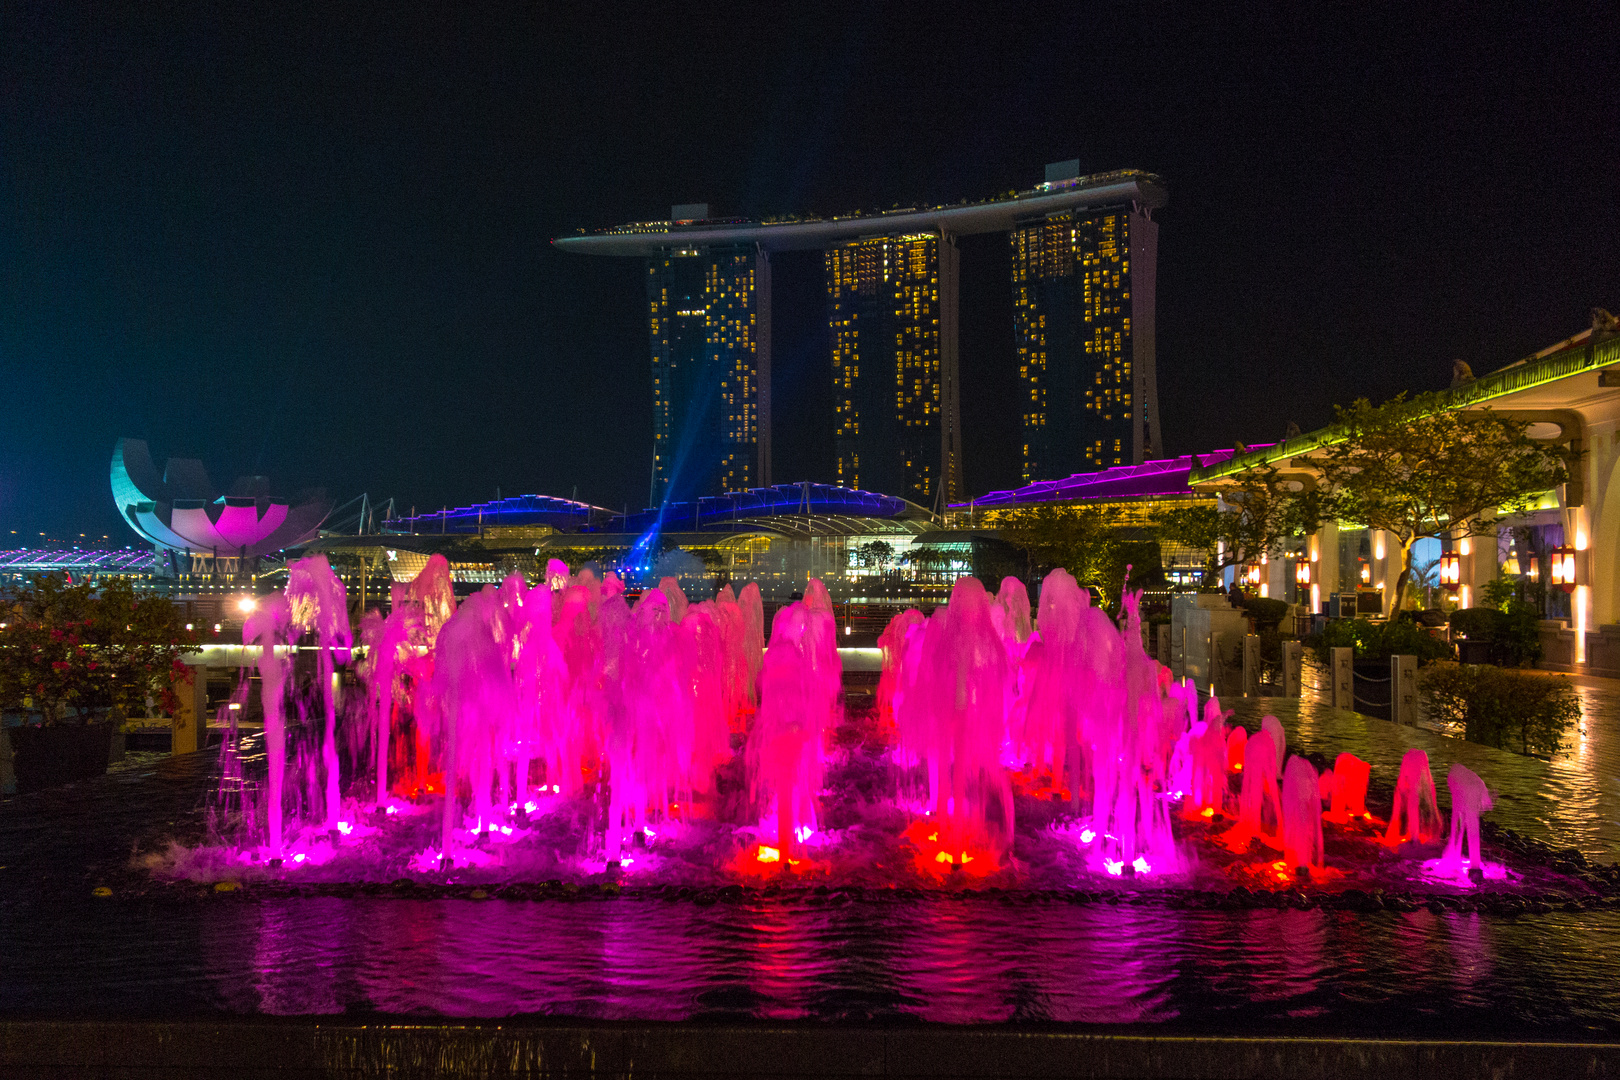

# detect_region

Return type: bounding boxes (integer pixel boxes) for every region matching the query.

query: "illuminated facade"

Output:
[827,234,947,506]
[647,243,770,504]
[556,167,1165,504]
[1011,203,1160,481]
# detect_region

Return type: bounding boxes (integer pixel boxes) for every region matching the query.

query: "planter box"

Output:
[0,723,114,796]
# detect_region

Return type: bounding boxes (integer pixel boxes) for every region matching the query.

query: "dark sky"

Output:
[3,3,1617,543]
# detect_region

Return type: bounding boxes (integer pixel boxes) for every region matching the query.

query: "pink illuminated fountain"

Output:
[1323,753,1372,824]
[286,555,351,829]
[1386,748,1443,846]
[749,597,837,862]
[1437,763,1494,876]
[243,595,293,855]
[892,576,1016,869]
[195,559,1540,900]
[1226,730,1282,851]
[1279,756,1324,874]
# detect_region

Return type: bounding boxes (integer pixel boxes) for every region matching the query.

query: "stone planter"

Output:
[0,722,115,796]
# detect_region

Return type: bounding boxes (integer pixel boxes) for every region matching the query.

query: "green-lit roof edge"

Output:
[1190,334,1620,484]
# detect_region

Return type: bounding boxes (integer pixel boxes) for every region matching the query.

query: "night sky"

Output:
[4,4,1617,544]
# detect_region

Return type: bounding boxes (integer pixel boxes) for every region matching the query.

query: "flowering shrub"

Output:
[0,576,199,723]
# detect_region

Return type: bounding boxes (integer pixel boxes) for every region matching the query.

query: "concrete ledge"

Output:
[3,1021,1619,1079]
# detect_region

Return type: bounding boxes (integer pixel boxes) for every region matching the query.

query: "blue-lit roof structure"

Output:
[383,494,611,535]
[597,483,923,535]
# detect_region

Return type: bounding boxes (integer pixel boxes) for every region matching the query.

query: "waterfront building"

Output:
[645,217,769,504]
[827,233,943,505]
[1011,162,1162,480]
[555,168,1165,505]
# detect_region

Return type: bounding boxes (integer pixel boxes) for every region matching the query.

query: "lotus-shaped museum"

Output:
[110,438,331,560]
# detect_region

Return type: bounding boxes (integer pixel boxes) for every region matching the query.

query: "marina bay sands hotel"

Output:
[554,163,1165,509]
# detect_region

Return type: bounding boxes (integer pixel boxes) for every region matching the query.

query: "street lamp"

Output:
[1295,557,1311,587]
[1439,552,1461,587]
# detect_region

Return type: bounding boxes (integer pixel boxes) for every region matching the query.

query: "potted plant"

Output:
[0,575,196,794]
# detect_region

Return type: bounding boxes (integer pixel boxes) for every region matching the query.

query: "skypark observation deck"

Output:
[550,170,1166,256]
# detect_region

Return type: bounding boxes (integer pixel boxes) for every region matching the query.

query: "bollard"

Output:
[1282,640,1303,697]
[1243,634,1261,697]
[1331,647,1354,710]
[1390,654,1418,725]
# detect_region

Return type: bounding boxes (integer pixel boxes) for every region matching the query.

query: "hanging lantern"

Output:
[1439,552,1461,587]
[1295,556,1311,586]
[1359,560,1371,586]
[1243,561,1262,587]
[1551,546,1577,593]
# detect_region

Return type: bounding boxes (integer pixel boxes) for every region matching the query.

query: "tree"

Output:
[0,575,198,722]
[993,505,1158,606]
[856,540,895,571]
[1157,467,1320,588]
[1311,393,1571,613]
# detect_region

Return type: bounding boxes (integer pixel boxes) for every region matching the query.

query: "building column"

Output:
[938,229,963,507]
[1315,521,1339,614]
[1265,550,1287,601]
[1460,524,1499,611]
[1372,529,1397,615]
[755,243,772,488]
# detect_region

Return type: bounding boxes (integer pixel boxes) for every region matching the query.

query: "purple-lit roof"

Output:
[955,449,1265,508]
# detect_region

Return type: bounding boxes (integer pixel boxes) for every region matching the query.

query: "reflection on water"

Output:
[1234,696,1620,859]
[9,894,1620,1033]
